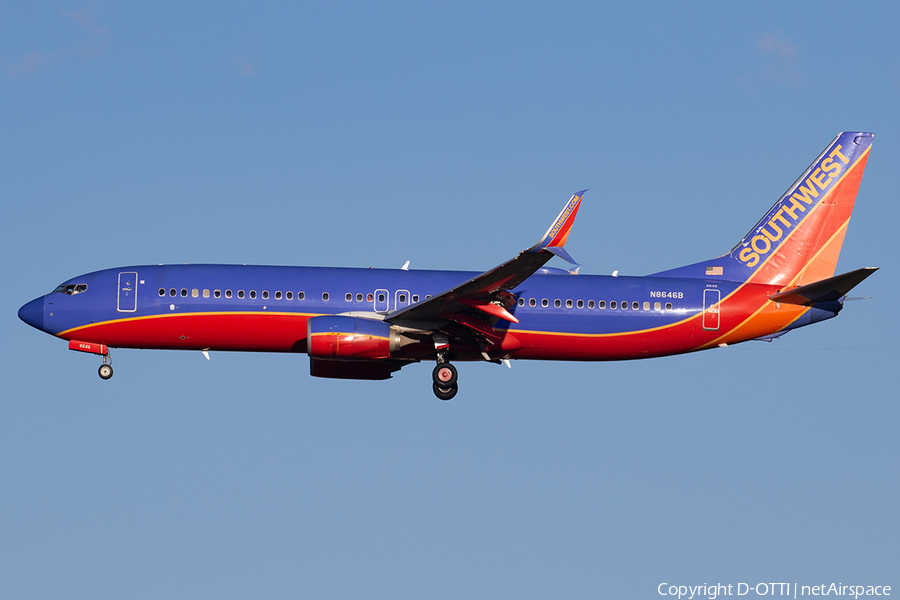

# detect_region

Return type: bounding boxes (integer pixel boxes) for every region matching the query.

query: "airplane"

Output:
[19,132,877,400]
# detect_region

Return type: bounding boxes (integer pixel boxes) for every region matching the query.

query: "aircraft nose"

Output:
[18,296,44,331]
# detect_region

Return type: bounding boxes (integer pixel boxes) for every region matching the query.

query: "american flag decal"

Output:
[706,266,723,276]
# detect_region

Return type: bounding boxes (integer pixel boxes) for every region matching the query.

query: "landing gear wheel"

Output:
[98,364,113,380]
[432,363,458,387]
[433,382,458,401]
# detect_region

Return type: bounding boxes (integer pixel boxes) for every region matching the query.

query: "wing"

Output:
[386,191,586,339]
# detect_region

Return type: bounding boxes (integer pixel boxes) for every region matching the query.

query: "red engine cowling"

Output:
[307,316,403,360]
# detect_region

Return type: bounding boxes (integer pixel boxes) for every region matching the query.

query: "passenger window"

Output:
[262,291,269,299]
[298,291,305,300]
[377,293,386,302]
[399,294,406,303]
[158,288,165,297]
[214,290,221,298]
[192,289,199,298]
[610,301,617,309]
[588,300,595,309]
[250,290,257,299]
[666,302,673,310]
[357,293,364,302]
[170,288,176,297]
[286,291,292,300]
[275,291,282,300]
[412,295,419,303]
[529,298,536,307]
[541,299,549,307]
[633,301,640,310]
[654,302,661,311]
[425,295,432,299]
[577,299,584,308]
[518,297,525,306]
[181,289,188,297]
[367,293,374,302]
[203,289,210,298]
[643,301,650,310]
[226,290,232,298]
[322,292,329,301]
[238,290,245,299]
[345,293,352,301]
[599,300,606,309]
[621,301,627,310]
[566,299,573,308]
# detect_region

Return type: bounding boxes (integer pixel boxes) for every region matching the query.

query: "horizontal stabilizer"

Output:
[769,267,878,306]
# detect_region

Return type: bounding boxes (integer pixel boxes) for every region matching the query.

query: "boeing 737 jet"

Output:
[19,132,877,399]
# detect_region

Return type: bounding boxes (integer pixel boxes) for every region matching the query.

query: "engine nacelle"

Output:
[307,315,404,360]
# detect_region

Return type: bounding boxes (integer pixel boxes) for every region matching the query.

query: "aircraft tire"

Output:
[98,364,113,380]
[433,363,458,387]
[433,383,457,401]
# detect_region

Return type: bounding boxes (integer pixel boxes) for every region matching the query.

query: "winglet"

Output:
[544,246,579,265]
[526,190,586,263]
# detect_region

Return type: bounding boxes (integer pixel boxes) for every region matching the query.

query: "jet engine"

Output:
[306,315,408,360]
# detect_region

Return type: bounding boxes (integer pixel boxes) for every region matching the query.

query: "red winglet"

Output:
[458,299,520,323]
[529,190,586,253]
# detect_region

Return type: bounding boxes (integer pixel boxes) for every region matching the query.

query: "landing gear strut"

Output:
[432,357,458,400]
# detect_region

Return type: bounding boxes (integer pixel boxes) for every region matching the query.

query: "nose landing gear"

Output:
[98,351,113,380]
[67,340,113,380]
[99,363,113,380]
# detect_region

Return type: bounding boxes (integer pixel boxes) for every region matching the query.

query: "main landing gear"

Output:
[432,360,458,401]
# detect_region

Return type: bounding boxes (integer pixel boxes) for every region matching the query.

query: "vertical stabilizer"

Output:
[652,132,873,287]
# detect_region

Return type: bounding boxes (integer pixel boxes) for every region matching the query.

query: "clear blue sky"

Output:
[2,2,898,598]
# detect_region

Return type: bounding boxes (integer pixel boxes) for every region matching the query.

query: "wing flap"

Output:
[440,311,502,344]
[459,299,520,323]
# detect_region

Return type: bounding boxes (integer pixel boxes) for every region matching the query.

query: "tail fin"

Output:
[653,132,873,286]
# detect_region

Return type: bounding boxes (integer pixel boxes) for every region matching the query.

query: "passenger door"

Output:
[702,288,720,331]
[117,271,138,312]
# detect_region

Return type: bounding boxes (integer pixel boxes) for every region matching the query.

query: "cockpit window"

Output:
[52,283,88,295]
